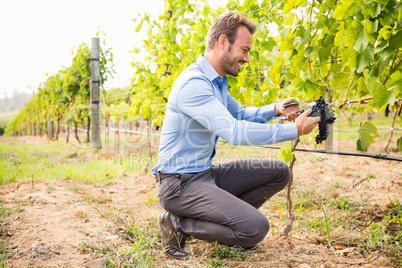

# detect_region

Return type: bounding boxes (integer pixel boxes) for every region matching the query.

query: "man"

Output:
[152,11,319,259]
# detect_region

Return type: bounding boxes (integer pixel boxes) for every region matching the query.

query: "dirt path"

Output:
[1,173,160,267]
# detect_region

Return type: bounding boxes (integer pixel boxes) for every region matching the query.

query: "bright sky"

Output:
[0,0,226,99]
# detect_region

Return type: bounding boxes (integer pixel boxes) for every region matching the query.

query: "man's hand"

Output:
[295,109,320,136]
[275,98,302,121]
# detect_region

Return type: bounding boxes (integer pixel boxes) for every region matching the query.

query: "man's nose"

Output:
[244,53,250,63]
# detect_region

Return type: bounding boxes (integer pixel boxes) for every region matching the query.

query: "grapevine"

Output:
[5,0,402,153]
[308,96,336,144]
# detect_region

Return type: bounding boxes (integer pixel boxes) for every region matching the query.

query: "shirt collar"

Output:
[197,54,225,82]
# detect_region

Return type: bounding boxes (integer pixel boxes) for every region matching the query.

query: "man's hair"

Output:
[206,11,257,51]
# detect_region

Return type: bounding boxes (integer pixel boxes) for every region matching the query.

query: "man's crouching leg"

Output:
[236,209,270,248]
[158,211,191,259]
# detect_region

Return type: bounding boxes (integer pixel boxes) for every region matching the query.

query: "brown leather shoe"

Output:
[158,212,190,259]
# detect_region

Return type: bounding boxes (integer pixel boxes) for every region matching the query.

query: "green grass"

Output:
[0,139,156,185]
[262,187,402,265]
[0,205,23,267]
[76,217,160,267]
[329,196,369,211]
[0,134,293,186]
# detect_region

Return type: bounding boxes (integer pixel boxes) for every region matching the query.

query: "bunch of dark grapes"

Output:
[308,96,336,144]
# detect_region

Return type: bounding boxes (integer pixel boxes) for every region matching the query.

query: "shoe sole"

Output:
[164,251,190,260]
[158,212,191,260]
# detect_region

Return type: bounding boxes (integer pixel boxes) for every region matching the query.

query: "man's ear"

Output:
[218,34,228,50]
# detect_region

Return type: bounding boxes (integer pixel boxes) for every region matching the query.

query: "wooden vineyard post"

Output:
[325,56,334,151]
[32,122,36,136]
[325,92,334,151]
[90,37,101,149]
[47,116,53,140]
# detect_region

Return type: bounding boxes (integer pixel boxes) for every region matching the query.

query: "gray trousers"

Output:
[156,159,291,247]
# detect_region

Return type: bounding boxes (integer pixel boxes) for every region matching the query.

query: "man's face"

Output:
[220,26,252,77]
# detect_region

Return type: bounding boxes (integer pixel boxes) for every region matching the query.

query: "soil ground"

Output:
[1,136,401,267]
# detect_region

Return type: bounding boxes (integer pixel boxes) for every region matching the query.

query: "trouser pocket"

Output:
[156,175,181,210]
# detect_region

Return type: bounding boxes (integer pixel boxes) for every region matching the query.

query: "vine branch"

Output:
[383,49,401,85]
[340,108,358,129]
[338,96,373,109]
[282,136,300,237]
[384,103,402,153]
[345,76,356,101]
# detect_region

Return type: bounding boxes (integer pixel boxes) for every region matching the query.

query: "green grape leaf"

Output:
[320,61,330,77]
[280,144,293,164]
[366,77,380,94]
[228,76,237,88]
[279,25,289,38]
[323,34,334,47]
[376,0,389,5]
[387,71,402,92]
[362,19,378,34]
[262,37,277,51]
[335,27,345,47]
[269,57,284,86]
[293,77,303,87]
[279,39,294,52]
[333,0,354,20]
[135,18,145,32]
[357,122,377,152]
[379,13,393,26]
[374,39,389,53]
[353,29,369,52]
[346,48,358,70]
[297,26,310,44]
[262,87,279,104]
[283,0,295,14]
[242,89,251,104]
[283,13,295,26]
[158,12,170,20]
[372,4,381,18]
[373,84,396,109]
[271,73,282,86]
[364,0,389,5]
[306,47,316,57]
[389,30,402,50]
[357,77,368,95]
[261,83,269,92]
[164,0,171,12]
[356,45,374,73]
[318,46,332,59]
[397,136,402,152]
[345,20,362,48]
[378,47,393,61]
[378,25,393,40]
[297,79,317,99]
[330,63,342,72]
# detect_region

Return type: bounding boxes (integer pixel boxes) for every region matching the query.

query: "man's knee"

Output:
[253,215,270,242]
[239,215,270,246]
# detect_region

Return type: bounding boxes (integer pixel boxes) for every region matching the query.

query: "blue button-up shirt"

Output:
[152,55,298,175]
